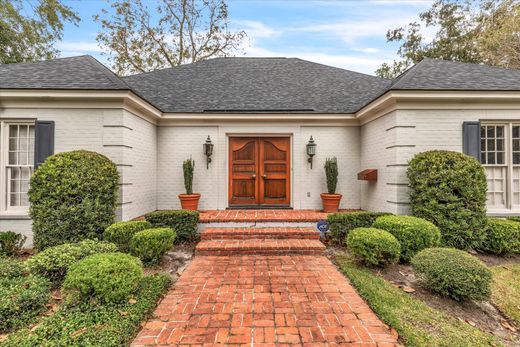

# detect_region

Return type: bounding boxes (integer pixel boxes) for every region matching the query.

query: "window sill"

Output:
[0,214,31,220]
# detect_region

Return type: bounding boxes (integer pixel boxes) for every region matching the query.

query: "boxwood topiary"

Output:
[62,252,143,305]
[373,215,441,262]
[130,228,176,265]
[328,211,392,244]
[145,210,198,243]
[480,219,520,255]
[346,227,401,267]
[104,221,152,252]
[27,239,117,284]
[407,150,487,250]
[412,248,491,301]
[29,150,120,250]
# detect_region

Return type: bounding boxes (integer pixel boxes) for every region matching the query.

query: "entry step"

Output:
[196,239,326,256]
[201,227,320,240]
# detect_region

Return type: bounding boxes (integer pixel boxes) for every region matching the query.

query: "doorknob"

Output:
[262,174,267,179]
[252,174,256,179]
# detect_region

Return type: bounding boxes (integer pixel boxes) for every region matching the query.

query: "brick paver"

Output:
[132,255,399,346]
[201,227,320,240]
[199,210,357,223]
[196,239,326,256]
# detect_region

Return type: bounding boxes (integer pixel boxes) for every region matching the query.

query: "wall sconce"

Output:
[203,135,213,169]
[306,136,317,169]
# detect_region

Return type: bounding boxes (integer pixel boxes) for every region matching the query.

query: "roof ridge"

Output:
[0,54,89,67]
[83,56,130,89]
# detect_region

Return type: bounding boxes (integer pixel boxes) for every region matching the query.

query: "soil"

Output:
[143,242,196,283]
[327,246,520,347]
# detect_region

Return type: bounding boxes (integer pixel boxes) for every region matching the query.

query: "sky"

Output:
[58,0,434,76]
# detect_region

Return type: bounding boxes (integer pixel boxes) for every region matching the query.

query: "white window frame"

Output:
[0,120,35,216]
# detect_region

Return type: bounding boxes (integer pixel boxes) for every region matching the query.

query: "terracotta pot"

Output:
[320,193,342,212]
[178,193,201,211]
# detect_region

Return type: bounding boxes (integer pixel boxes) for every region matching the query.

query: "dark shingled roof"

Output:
[0,55,129,90]
[122,57,392,113]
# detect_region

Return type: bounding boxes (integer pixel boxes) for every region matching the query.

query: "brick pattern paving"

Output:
[196,239,326,256]
[132,255,398,346]
[199,210,356,223]
[201,227,320,240]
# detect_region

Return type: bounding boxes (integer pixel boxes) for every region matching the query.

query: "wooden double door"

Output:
[229,137,291,207]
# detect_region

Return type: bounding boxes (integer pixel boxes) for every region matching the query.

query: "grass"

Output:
[1,273,171,347]
[491,264,520,325]
[336,255,501,347]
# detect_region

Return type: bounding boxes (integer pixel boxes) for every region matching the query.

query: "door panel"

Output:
[259,137,290,205]
[229,138,258,205]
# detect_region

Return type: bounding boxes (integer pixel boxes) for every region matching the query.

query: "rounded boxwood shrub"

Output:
[104,220,152,252]
[373,215,441,262]
[412,248,491,301]
[480,219,520,255]
[346,227,401,267]
[145,210,198,243]
[27,239,117,284]
[407,150,487,250]
[29,150,120,250]
[62,252,143,305]
[0,257,27,279]
[130,228,176,265]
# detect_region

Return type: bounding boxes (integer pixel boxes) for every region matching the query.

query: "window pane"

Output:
[487,126,495,138]
[9,125,17,138]
[488,152,496,164]
[498,152,505,164]
[514,152,520,165]
[498,139,505,151]
[497,126,504,138]
[514,126,520,138]
[487,139,495,151]
[481,126,486,138]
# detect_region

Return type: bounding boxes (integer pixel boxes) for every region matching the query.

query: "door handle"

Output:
[262,174,267,179]
[252,174,256,179]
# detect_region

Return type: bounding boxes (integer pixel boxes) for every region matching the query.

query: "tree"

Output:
[0,0,79,64]
[376,0,520,79]
[94,0,246,75]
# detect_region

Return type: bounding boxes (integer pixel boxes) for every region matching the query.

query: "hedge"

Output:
[407,150,487,250]
[104,221,152,253]
[29,150,120,250]
[130,228,176,265]
[328,211,392,244]
[145,210,199,243]
[346,227,401,267]
[480,219,520,255]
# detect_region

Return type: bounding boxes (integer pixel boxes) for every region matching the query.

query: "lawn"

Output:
[336,255,502,347]
[491,264,520,326]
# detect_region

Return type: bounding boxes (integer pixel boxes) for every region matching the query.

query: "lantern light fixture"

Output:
[306,136,317,169]
[203,135,214,169]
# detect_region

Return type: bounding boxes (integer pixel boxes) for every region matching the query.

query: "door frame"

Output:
[227,134,293,208]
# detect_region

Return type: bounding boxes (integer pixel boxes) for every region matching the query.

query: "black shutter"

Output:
[463,121,481,161]
[34,120,55,168]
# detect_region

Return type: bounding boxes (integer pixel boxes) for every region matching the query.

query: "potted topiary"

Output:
[321,157,342,212]
[178,158,200,210]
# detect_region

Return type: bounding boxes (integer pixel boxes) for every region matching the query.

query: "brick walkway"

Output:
[132,255,399,346]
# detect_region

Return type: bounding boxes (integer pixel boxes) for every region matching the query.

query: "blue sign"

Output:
[317,220,329,232]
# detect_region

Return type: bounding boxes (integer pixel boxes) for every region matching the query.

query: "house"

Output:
[1,55,520,245]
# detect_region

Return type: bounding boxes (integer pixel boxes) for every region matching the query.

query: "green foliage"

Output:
[480,219,520,255]
[63,252,143,305]
[0,230,26,256]
[324,157,338,194]
[346,228,401,267]
[0,257,27,279]
[145,210,199,243]
[29,150,120,250]
[183,158,195,195]
[407,150,487,250]
[130,228,176,265]
[1,274,171,347]
[328,211,392,244]
[491,264,520,326]
[27,240,117,284]
[104,220,152,253]
[373,215,441,262]
[0,0,79,64]
[412,248,492,301]
[0,274,50,332]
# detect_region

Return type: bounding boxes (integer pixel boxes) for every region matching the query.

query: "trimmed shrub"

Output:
[145,210,198,243]
[29,150,120,250]
[62,252,143,305]
[130,228,176,265]
[507,216,520,223]
[412,248,491,301]
[0,274,50,332]
[27,240,117,284]
[480,219,520,255]
[0,257,27,279]
[328,211,392,244]
[407,150,487,250]
[104,221,152,252]
[0,231,26,256]
[346,227,401,267]
[373,215,441,262]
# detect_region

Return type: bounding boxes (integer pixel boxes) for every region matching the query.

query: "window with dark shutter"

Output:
[34,120,55,169]
[463,121,481,161]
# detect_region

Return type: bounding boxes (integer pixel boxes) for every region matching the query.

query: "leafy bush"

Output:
[373,215,441,262]
[0,274,50,332]
[29,150,120,250]
[407,150,487,250]
[328,211,392,244]
[507,216,520,223]
[346,227,401,266]
[27,240,117,284]
[0,231,26,256]
[324,157,339,194]
[145,210,199,242]
[0,257,27,279]
[130,228,176,265]
[1,274,171,347]
[104,221,152,252]
[480,219,520,255]
[63,252,143,305]
[412,248,492,301]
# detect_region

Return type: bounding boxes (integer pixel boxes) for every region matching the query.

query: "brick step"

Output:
[200,227,320,240]
[196,239,326,256]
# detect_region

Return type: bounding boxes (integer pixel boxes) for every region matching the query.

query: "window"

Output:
[0,122,35,213]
